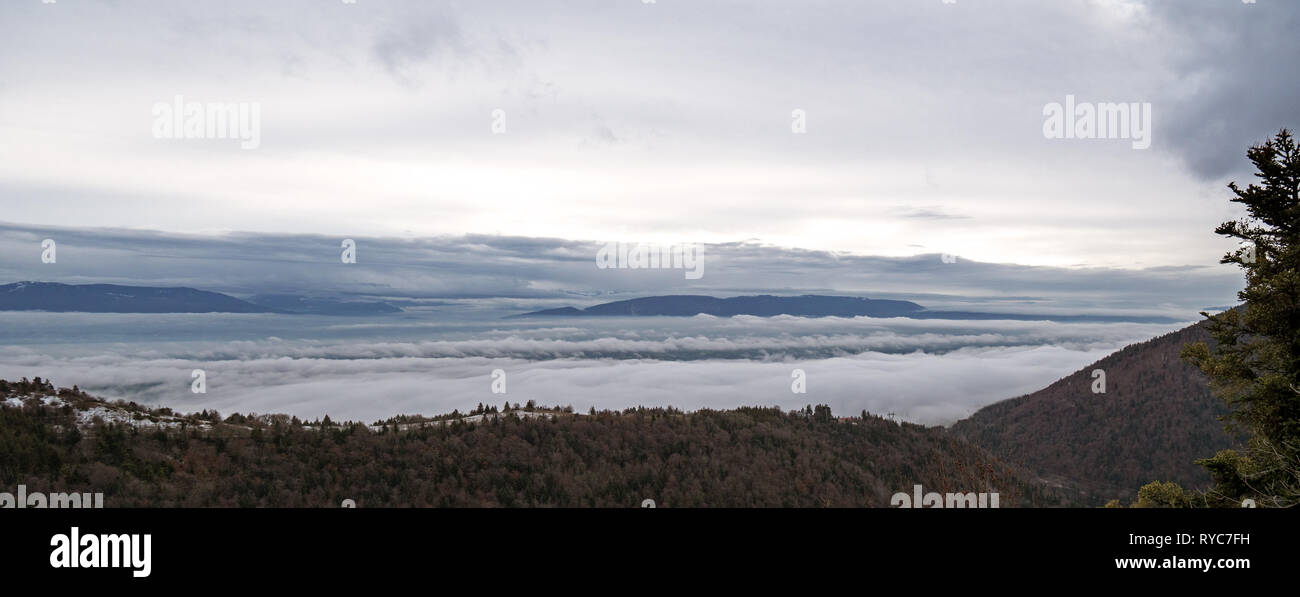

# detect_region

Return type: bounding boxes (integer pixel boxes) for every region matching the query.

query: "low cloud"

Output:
[0,312,1180,426]
[0,344,1120,428]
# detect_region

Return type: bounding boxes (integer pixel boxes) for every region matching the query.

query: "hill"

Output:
[0,281,274,313]
[0,378,1055,507]
[513,294,1179,323]
[517,294,923,318]
[0,282,402,315]
[949,320,1239,504]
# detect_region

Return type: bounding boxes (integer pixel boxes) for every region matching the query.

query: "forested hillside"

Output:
[950,321,1239,504]
[1,379,1055,507]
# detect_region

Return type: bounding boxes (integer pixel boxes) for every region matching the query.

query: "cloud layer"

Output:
[0,311,1184,425]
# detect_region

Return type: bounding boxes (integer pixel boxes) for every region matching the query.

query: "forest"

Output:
[0,377,1057,508]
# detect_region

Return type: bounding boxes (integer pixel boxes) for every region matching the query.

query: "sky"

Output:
[2,0,1297,272]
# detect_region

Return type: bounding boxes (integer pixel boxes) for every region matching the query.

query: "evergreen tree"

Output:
[813,405,833,423]
[1182,128,1300,508]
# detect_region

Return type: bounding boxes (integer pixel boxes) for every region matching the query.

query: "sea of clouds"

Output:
[0,311,1190,426]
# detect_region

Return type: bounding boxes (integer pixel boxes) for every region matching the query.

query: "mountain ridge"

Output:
[0,282,401,315]
[949,319,1239,504]
[513,293,1181,323]
[0,281,275,314]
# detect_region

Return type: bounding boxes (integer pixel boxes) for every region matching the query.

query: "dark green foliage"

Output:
[1183,129,1300,508]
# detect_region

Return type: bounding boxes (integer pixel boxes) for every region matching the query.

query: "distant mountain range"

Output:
[514,294,1181,323]
[0,282,400,315]
[3,283,1183,323]
[949,320,1238,504]
[516,294,925,318]
[0,281,274,313]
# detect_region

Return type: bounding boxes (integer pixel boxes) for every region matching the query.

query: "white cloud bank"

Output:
[0,313,1181,426]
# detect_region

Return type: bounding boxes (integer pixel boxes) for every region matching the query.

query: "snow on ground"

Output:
[73,405,189,429]
[3,391,564,432]
[1,394,203,429]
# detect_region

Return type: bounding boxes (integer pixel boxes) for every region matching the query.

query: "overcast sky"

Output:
[2,0,1296,270]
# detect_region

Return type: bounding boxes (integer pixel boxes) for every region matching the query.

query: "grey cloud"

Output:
[1148,0,1300,180]
[0,1,1283,281]
[372,12,468,77]
[894,206,972,220]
